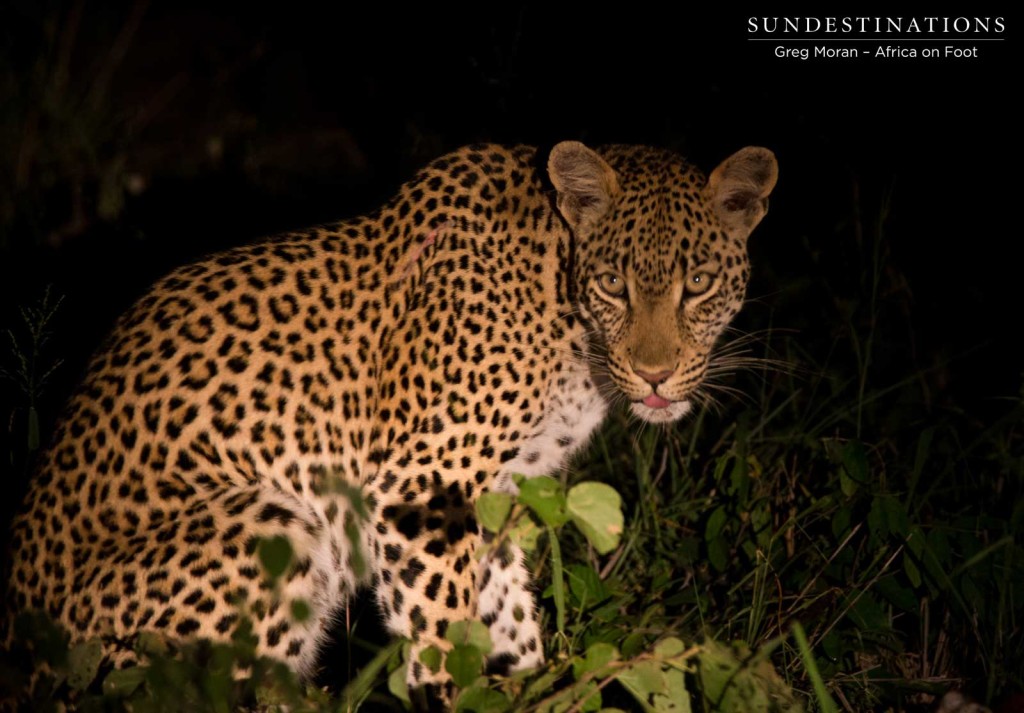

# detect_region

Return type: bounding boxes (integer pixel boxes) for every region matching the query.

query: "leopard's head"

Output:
[549,141,778,423]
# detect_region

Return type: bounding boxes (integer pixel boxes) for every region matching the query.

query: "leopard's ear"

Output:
[708,147,778,240]
[548,141,618,229]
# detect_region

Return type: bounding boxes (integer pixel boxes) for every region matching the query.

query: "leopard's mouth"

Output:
[629,397,692,423]
[640,393,672,409]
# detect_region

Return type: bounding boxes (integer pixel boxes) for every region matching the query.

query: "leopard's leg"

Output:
[369,481,482,712]
[200,486,355,678]
[479,538,544,675]
[97,486,348,678]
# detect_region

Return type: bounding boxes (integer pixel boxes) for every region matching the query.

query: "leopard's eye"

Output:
[597,273,627,298]
[686,271,713,296]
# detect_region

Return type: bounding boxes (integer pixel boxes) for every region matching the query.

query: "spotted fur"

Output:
[5,141,776,707]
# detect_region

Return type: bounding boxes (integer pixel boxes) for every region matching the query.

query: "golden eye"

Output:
[686,271,712,295]
[597,273,627,298]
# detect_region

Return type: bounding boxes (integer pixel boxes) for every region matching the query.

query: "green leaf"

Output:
[618,660,667,703]
[831,507,852,539]
[906,525,925,558]
[14,611,69,667]
[419,645,443,674]
[881,499,899,537]
[712,454,732,484]
[881,495,909,538]
[67,639,103,691]
[821,630,842,661]
[728,455,750,498]
[903,550,922,588]
[199,660,232,711]
[446,620,493,655]
[927,528,951,563]
[567,482,624,554]
[876,575,918,612]
[387,639,411,700]
[838,469,857,497]
[207,641,235,676]
[135,631,170,658]
[456,680,512,712]
[675,536,700,567]
[622,632,647,658]
[258,535,293,580]
[846,591,888,631]
[335,479,371,520]
[103,666,147,698]
[750,499,771,549]
[577,682,603,712]
[518,668,564,705]
[231,617,258,653]
[518,476,570,527]
[568,564,610,607]
[841,440,869,482]
[867,497,886,541]
[477,492,514,533]
[388,663,411,704]
[573,680,602,713]
[654,637,686,658]
[704,506,727,541]
[573,642,620,679]
[290,598,311,622]
[344,512,367,578]
[707,537,728,573]
[445,644,484,688]
[699,639,803,713]
[658,663,692,713]
[510,514,541,552]
[618,655,692,713]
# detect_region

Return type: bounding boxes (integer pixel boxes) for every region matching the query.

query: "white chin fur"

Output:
[629,399,692,423]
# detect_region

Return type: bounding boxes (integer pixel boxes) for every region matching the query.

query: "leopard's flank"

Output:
[5,141,777,707]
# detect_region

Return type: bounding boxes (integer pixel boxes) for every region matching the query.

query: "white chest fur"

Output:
[497,363,608,490]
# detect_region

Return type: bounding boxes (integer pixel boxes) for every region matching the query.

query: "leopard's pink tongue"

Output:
[643,394,672,409]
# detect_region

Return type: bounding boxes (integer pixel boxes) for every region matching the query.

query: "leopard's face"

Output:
[549,142,778,423]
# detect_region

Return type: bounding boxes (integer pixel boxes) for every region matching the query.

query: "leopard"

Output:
[4,140,777,708]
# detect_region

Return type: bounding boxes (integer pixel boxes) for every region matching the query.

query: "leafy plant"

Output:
[1,286,63,467]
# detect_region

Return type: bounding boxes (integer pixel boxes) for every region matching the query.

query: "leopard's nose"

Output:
[632,367,674,387]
